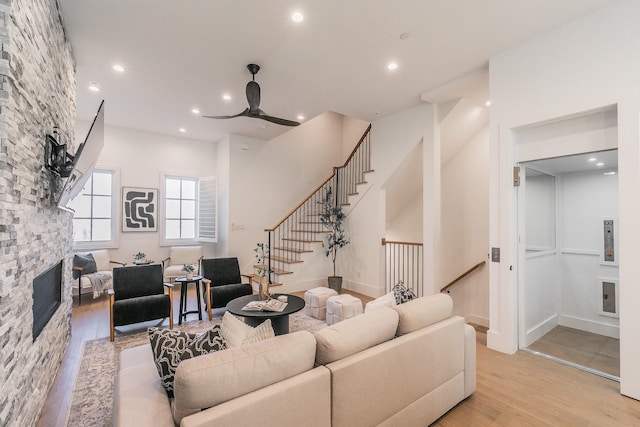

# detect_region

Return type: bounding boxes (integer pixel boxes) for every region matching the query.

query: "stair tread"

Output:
[273,246,313,254]
[247,274,283,287]
[283,237,322,243]
[270,255,303,264]
[253,264,293,275]
[291,229,325,233]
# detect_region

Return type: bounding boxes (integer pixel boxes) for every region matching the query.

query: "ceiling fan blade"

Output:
[202,108,249,119]
[257,112,300,127]
[246,81,261,112]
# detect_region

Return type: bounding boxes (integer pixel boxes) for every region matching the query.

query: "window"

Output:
[164,176,197,240]
[162,174,217,244]
[68,169,117,247]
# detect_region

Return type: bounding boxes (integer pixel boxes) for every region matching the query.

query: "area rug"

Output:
[66,312,327,426]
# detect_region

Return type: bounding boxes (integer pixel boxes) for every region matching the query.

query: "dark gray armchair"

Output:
[109,263,173,341]
[201,257,252,320]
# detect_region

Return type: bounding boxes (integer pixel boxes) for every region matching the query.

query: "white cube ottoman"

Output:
[326,294,363,325]
[303,287,339,320]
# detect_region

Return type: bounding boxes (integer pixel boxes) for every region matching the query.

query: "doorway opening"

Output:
[518,149,619,380]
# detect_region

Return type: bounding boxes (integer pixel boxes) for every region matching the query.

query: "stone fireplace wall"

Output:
[0,0,76,425]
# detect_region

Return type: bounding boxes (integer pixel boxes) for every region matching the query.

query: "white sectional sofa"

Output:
[114,293,476,427]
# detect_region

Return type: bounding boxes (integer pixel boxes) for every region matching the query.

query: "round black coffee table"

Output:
[226,294,305,335]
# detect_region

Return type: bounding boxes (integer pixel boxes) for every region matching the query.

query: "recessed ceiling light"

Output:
[112,64,124,72]
[387,62,398,70]
[297,115,305,121]
[604,171,617,176]
[373,111,381,115]
[485,100,491,107]
[191,108,200,115]
[223,94,231,101]
[88,81,100,92]
[178,128,186,133]
[259,124,268,129]
[292,12,304,22]
[399,32,410,40]
[588,157,597,162]
[596,162,605,167]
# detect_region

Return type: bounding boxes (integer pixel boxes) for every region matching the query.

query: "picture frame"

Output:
[122,187,158,232]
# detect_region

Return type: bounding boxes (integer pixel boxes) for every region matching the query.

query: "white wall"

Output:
[385,194,422,242]
[85,123,219,263]
[341,115,370,160]
[558,171,619,337]
[226,112,345,275]
[441,125,489,325]
[344,104,435,297]
[489,0,640,398]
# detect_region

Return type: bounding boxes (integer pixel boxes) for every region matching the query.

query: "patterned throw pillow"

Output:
[148,325,226,397]
[220,311,275,348]
[392,281,417,305]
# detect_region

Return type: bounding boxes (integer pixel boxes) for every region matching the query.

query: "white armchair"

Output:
[162,246,203,283]
[72,249,126,305]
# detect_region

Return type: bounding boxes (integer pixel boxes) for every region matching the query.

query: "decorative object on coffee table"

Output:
[132,251,149,264]
[318,186,350,293]
[226,293,305,335]
[182,263,195,280]
[254,242,273,300]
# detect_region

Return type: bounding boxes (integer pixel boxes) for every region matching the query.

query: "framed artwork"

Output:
[122,187,158,232]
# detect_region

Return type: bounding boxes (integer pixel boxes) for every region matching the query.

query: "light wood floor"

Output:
[36,291,640,426]
[527,325,620,377]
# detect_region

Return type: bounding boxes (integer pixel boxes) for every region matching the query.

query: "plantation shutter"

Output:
[198,176,217,242]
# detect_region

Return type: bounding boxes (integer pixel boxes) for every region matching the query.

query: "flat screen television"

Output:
[57,100,105,210]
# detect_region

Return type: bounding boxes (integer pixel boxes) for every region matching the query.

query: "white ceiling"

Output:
[58,0,616,143]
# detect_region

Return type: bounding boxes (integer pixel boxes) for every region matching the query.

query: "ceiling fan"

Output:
[203,64,300,127]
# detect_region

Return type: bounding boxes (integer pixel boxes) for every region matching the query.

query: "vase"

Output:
[258,276,269,300]
[186,272,193,280]
[328,276,342,293]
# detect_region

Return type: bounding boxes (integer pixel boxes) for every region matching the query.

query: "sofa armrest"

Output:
[464,323,476,398]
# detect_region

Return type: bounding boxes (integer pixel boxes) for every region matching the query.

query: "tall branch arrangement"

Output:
[318,187,350,276]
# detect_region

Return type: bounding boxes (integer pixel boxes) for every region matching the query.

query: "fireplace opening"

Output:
[32,260,62,341]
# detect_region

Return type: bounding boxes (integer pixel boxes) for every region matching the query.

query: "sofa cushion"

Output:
[314,306,399,365]
[148,326,226,397]
[172,330,317,425]
[169,246,202,265]
[73,253,96,279]
[364,291,397,313]
[393,293,453,336]
[392,281,417,304]
[220,311,275,347]
[91,249,111,272]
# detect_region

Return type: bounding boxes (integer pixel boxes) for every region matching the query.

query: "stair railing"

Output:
[263,125,372,283]
[382,238,424,297]
[440,260,486,293]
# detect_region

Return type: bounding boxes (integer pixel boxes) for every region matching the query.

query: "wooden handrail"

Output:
[265,125,371,232]
[342,124,372,167]
[440,260,486,293]
[381,238,423,247]
[265,174,334,232]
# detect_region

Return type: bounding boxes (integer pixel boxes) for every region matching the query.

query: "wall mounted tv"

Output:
[57,100,105,210]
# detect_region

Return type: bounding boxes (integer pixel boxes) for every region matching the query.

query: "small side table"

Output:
[175,275,203,325]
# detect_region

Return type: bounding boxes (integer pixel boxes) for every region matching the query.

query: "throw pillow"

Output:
[392,281,417,305]
[220,311,275,348]
[72,253,97,279]
[149,325,226,398]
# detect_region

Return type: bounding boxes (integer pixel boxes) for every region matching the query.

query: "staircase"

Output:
[253,125,373,290]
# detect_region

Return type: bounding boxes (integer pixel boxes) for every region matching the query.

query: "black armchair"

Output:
[201,257,252,320]
[109,264,173,341]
